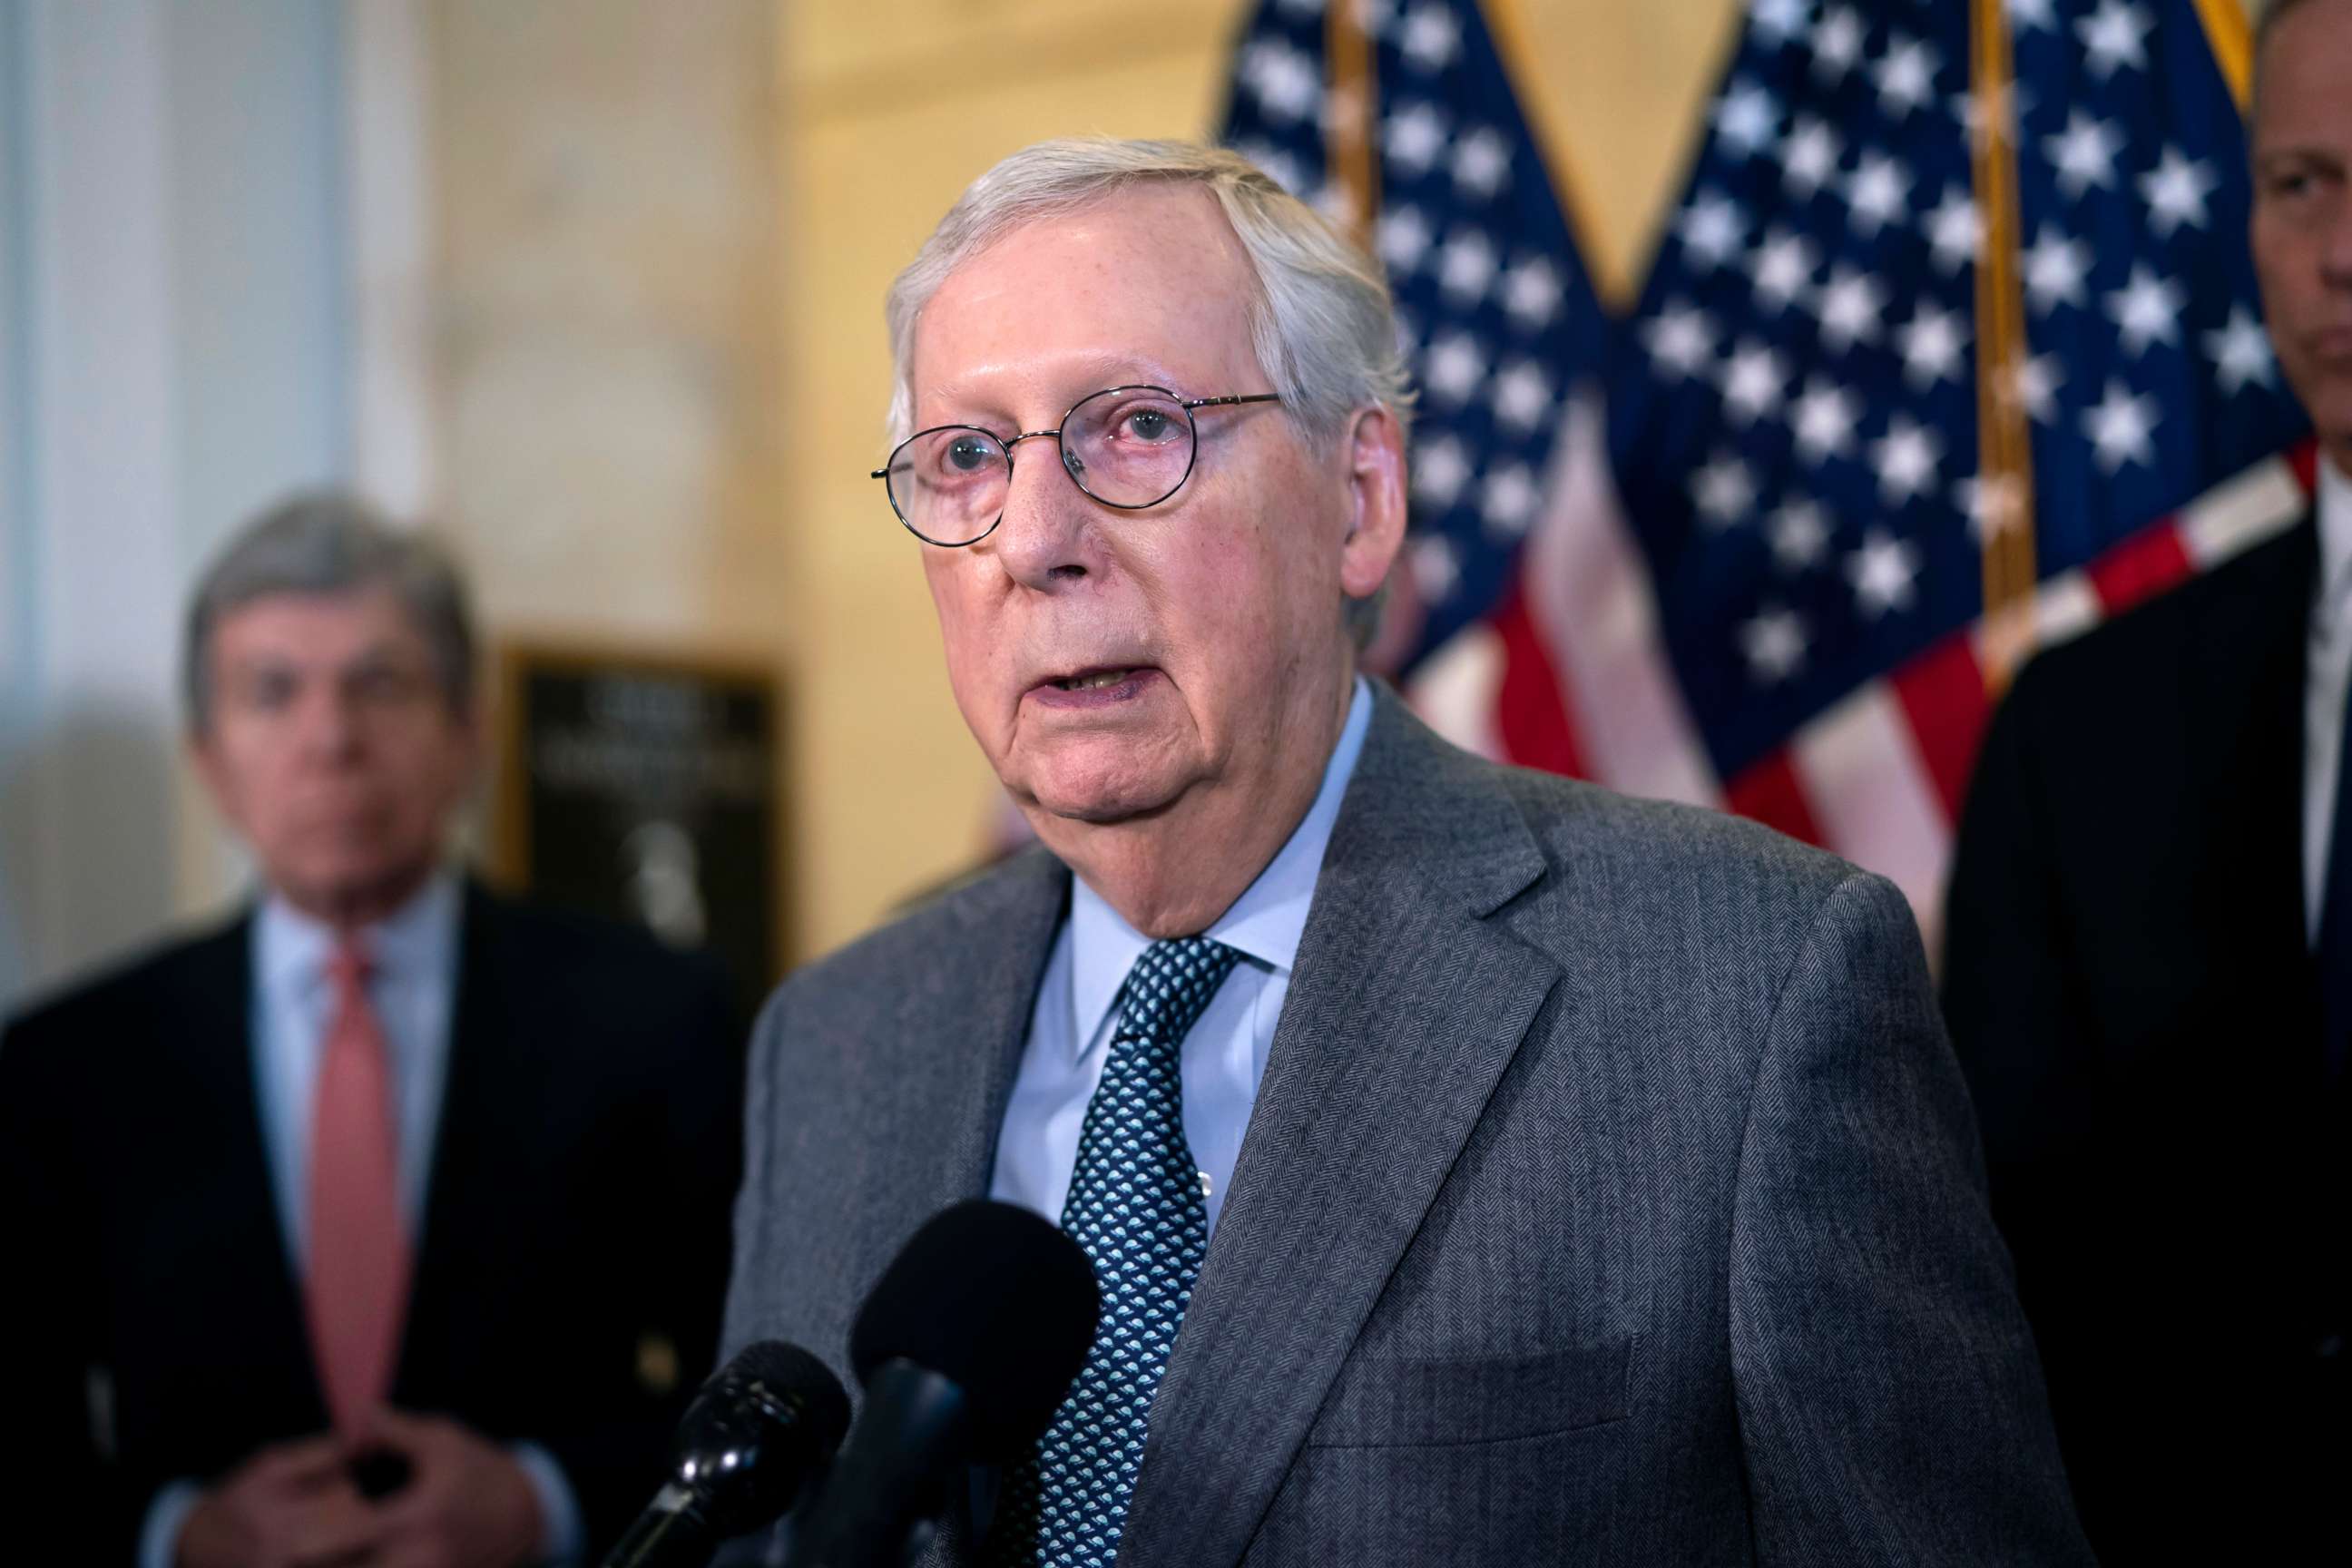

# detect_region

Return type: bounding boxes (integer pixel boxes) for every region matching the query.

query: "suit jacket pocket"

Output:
[1303,1335,1635,1449]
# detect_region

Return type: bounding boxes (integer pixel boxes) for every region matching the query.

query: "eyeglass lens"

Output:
[884,387,1199,546]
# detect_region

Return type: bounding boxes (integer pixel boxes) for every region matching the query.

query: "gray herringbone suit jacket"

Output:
[723,686,2091,1566]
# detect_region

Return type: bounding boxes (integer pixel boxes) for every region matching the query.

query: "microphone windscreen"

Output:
[673,1339,853,1535]
[848,1200,1101,1461]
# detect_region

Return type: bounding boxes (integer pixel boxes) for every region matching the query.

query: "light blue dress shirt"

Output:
[139,873,583,1568]
[990,678,1373,1236]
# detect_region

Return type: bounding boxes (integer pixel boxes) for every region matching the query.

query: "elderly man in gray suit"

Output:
[725,139,2091,1567]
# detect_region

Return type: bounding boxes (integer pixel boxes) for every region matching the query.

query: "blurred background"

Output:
[0,0,2294,1008]
[0,0,1742,1005]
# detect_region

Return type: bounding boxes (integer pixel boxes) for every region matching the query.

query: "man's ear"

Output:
[1338,404,1408,600]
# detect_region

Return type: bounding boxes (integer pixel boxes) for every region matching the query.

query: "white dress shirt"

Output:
[140,873,582,1568]
[2303,456,2352,946]
[991,678,1374,1236]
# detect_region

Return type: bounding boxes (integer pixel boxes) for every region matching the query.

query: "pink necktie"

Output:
[305,940,413,1436]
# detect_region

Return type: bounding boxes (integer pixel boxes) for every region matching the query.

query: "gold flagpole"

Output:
[1326,0,1379,248]
[1970,0,2038,693]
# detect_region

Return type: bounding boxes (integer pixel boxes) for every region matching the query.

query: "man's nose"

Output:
[987,435,1096,590]
[2326,195,2352,283]
[295,686,365,757]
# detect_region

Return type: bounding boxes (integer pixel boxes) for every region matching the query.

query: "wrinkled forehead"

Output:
[909,186,1266,407]
[211,585,431,661]
[2255,0,2352,150]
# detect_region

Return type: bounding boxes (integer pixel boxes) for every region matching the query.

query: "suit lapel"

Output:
[397,881,518,1400]
[1118,691,1562,1568]
[170,915,330,1426]
[2186,515,2318,1049]
[929,850,1073,1206]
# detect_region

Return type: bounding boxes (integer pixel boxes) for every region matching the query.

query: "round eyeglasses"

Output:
[870,386,1284,547]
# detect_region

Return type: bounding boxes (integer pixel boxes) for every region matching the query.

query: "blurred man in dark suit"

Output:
[0,494,743,1566]
[1943,0,2352,1555]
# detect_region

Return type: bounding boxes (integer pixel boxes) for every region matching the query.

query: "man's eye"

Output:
[240,674,298,710]
[945,436,999,473]
[1112,405,1187,445]
[353,668,421,703]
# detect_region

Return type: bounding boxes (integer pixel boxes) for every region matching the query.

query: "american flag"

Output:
[1221,0,2314,946]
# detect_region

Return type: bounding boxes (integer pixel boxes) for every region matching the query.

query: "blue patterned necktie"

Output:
[986,936,1242,1568]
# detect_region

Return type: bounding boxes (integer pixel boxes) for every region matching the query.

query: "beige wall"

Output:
[779,0,1742,962]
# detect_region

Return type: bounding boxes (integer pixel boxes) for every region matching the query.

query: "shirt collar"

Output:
[2320,454,2352,610]
[257,869,462,1000]
[1064,678,1375,1059]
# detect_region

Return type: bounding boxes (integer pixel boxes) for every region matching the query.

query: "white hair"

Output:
[884,138,1416,451]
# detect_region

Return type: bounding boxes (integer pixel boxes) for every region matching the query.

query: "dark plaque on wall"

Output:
[495,645,782,1023]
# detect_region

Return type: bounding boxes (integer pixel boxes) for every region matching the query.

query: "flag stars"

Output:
[1399,4,1462,72]
[1678,191,1749,270]
[1713,81,1781,160]
[1384,102,1449,175]
[2205,306,2278,395]
[1422,330,1488,404]
[1492,360,1555,432]
[2106,263,2187,356]
[2084,379,2160,470]
[1792,377,1861,462]
[2078,0,2152,80]
[1693,452,1758,528]
[1872,35,1941,119]
[1452,128,1513,199]
[1782,117,1846,201]
[1410,533,1462,602]
[1926,191,1984,275]
[2141,147,2218,238]
[1377,205,1434,274]
[1437,230,1499,302]
[1411,435,1471,506]
[1812,5,1867,82]
[1751,229,1822,313]
[1769,497,1833,571]
[2009,0,2058,33]
[2046,113,2124,201]
[2024,226,2092,313]
[1872,416,1945,505]
[1847,152,1915,239]
[1481,465,1543,537]
[1643,301,1719,381]
[1240,41,1319,122]
[1961,474,2031,543]
[1502,256,1565,328]
[2009,353,2065,424]
[1898,305,1970,388]
[1818,267,1886,353]
[1847,531,1923,618]
[1741,606,1811,683]
[1720,339,1789,425]
[1752,0,1812,48]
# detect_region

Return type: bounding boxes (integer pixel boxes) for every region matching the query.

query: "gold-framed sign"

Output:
[493,642,784,1022]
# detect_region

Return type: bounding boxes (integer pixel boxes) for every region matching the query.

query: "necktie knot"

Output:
[328,938,375,997]
[1120,936,1241,1051]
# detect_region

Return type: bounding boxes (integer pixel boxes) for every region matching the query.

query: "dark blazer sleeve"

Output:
[1940,662,2082,1195]
[0,1018,132,1561]
[1728,871,2089,1565]
[550,948,745,1552]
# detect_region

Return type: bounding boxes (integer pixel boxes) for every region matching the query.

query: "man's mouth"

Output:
[1053,668,1138,692]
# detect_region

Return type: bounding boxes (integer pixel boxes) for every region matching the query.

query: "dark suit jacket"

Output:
[1944,516,2349,1560]
[724,687,2090,1566]
[0,879,745,1563]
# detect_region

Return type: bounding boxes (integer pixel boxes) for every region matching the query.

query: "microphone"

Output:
[786,1200,1101,1568]
[602,1339,853,1568]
